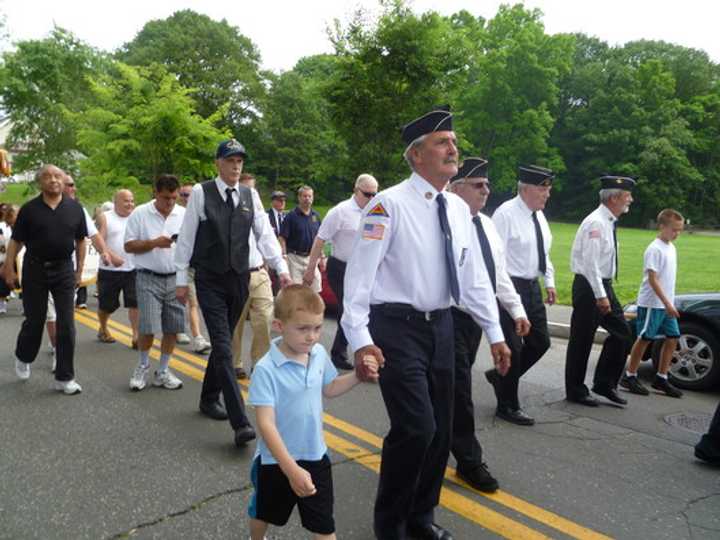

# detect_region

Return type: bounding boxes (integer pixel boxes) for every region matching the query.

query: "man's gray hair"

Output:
[355,173,378,189]
[403,134,428,171]
[600,188,624,203]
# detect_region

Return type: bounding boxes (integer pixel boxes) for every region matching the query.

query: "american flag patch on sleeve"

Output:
[362,223,385,240]
[588,229,601,239]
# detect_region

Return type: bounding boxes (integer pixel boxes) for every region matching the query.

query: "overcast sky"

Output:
[2,0,718,72]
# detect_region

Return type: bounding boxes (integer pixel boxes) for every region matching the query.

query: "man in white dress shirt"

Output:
[302,173,379,371]
[124,175,186,393]
[342,107,511,540]
[175,139,291,448]
[448,158,530,493]
[565,176,635,407]
[490,165,556,425]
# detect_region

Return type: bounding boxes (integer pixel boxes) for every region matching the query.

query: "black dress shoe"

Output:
[332,357,354,371]
[592,386,628,405]
[234,425,256,447]
[407,522,454,540]
[199,400,228,420]
[457,462,499,493]
[484,368,499,388]
[496,406,535,426]
[566,394,599,407]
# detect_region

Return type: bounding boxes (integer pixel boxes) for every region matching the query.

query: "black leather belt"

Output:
[371,303,447,322]
[287,249,310,257]
[26,254,71,269]
[137,268,176,278]
[249,266,263,272]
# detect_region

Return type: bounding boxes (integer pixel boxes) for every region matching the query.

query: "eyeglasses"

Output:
[65,183,75,187]
[463,181,489,190]
[179,192,191,198]
[360,190,377,198]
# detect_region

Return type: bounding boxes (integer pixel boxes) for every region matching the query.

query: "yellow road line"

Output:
[75,310,610,539]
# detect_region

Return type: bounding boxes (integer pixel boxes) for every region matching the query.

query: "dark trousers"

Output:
[16,257,76,381]
[326,256,348,362]
[495,277,550,409]
[565,274,633,398]
[369,305,454,540]
[697,402,720,457]
[450,308,484,471]
[195,268,251,430]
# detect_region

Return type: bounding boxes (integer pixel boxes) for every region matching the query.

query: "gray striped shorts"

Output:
[136,269,186,335]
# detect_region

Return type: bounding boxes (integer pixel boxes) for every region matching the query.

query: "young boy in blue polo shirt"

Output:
[621,209,685,398]
[248,284,379,540]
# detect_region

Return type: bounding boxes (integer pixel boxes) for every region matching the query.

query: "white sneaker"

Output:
[152,369,183,390]
[51,352,56,373]
[0,300,7,314]
[129,365,150,391]
[176,333,191,344]
[47,343,55,355]
[15,358,30,380]
[192,335,212,354]
[53,379,82,395]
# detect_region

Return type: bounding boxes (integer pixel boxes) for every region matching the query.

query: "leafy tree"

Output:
[117,9,265,131]
[0,28,110,172]
[72,62,229,201]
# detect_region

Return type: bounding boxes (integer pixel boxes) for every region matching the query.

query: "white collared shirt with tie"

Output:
[341,172,503,353]
[570,204,618,299]
[174,177,288,286]
[492,195,555,288]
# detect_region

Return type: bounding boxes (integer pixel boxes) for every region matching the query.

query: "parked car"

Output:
[624,292,720,390]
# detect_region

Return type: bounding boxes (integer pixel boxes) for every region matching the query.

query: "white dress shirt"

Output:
[461,212,526,321]
[492,195,555,288]
[124,200,185,274]
[570,204,618,299]
[174,177,287,286]
[316,196,363,262]
[341,172,503,353]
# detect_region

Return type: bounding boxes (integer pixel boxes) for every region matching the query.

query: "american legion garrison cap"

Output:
[451,157,489,182]
[600,175,636,191]
[401,105,453,146]
[216,138,248,160]
[518,165,554,186]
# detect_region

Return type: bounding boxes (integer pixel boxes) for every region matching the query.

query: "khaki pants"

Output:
[232,268,274,371]
[287,252,321,293]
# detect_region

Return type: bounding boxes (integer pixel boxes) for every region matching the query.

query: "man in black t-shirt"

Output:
[3,164,88,395]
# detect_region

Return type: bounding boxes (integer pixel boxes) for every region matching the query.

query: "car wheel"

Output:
[651,321,720,390]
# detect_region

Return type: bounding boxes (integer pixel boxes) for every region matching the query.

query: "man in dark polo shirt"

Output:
[3,164,87,395]
[279,185,322,292]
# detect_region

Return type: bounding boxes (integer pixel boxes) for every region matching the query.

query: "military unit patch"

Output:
[362,223,385,240]
[367,203,389,217]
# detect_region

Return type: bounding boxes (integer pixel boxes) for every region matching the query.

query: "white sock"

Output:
[626,370,637,378]
[158,353,171,373]
[138,350,150,369]
[656,372,668,380]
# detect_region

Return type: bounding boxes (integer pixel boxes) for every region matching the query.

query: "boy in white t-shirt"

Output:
[621,209,685,398]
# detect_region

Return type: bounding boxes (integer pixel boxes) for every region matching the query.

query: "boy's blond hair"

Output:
[274,284,325,322]
[657,208,684,227]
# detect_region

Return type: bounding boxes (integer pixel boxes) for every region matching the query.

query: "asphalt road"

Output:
[1,293,719,540]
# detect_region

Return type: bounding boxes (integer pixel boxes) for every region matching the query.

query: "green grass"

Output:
[549,222,720,305]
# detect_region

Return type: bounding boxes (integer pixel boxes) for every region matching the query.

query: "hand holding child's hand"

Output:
[362,355,380,383]
[288,465,316,498]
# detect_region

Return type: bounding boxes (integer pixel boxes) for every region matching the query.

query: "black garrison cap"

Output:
[401,105,454,146]
[451,157,489,182]
[518,165,554,186]
[600,175,636,191]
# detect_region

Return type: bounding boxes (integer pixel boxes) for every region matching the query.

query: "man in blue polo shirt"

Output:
[279,185,322,292]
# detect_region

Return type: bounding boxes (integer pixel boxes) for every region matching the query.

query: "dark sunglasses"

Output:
[179,192,191,198]
[65,183,75,187]
[464,181,489,190]
[360,190,377,198]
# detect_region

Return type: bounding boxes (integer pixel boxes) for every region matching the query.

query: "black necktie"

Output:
[436,193,461,305]
[532,211,546,275]
[225,188,236,212]
[225,188,235,263]
[613,221,619,280]
[472,215,496,293]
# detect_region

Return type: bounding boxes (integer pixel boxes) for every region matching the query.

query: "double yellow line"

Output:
[74,309,611,540]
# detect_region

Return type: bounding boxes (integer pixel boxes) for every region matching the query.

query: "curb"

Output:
[548,321,608,344]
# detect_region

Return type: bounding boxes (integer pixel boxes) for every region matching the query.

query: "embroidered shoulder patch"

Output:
[362,223,385,240]
[588,229,601,239]
[367,202,389,218]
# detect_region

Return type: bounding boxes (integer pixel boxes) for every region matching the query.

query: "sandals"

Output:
[97,330,116,343]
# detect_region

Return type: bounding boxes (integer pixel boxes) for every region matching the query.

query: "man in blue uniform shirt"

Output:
[342,107,511,540]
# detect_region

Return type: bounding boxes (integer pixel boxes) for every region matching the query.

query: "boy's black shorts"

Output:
[248,454,335,535]
[97,269,137,313]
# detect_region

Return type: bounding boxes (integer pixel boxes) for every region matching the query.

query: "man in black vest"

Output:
[175,139,291,448]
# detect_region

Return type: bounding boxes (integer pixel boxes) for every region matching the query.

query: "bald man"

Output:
[95,189,139,345]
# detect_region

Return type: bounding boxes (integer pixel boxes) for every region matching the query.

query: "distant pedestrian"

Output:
[490,165,556,425]
[621,209,685,398]
[3,165,87,394]
[124,174,186,392]
[279,186,322,292]
[248,284,378,540]
[565,176,636,406]
[268,191,287,237]
[302,173,379,371]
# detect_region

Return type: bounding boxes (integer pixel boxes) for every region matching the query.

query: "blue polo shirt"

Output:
[279,207,321,254]
[248,338,338,464]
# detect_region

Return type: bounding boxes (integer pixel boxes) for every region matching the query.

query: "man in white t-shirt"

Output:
[621,209,685,398]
